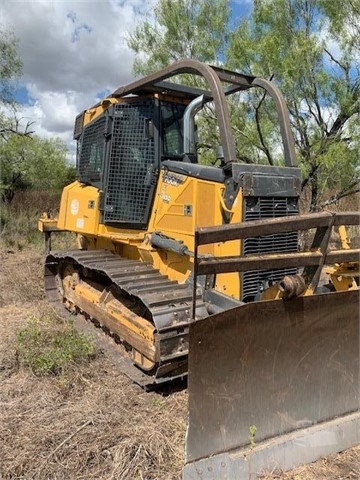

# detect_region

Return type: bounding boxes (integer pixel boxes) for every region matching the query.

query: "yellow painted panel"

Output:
[150,173,228,246]
[195,182,219,227]
[57,181,100,235]
[212,188,243,299]
[58,169,245,300]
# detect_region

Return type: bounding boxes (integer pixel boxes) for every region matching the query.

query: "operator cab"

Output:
[73,84,207,228]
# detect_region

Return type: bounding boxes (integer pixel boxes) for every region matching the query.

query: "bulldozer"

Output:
[39,59,360,478]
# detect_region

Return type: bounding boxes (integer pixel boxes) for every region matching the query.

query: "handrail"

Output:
[192,211,360,318]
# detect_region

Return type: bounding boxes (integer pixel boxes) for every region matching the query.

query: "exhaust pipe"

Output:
[183,95,205,157]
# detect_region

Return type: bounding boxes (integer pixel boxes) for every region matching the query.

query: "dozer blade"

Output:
[184,290,360,478]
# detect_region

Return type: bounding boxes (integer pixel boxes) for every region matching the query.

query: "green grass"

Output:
[16,314,96,376]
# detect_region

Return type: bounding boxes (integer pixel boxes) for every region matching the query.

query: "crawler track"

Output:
[45,249,208,387]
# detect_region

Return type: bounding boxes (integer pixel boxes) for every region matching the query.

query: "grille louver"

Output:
[242,197,299,302]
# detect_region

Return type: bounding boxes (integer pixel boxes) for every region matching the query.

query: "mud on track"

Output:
[0,247,359,479]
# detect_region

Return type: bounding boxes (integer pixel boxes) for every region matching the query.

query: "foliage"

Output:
[0,190,75,250]
[0,28,22,103]
[227,0,360,210]
[16,314,95,376]
[0,28,74,202]
[129,0,229,75]
[0,123,75,202]
[129,0,360,211]
[129,0,231,166]
[319,0,360,49]
[248,424,257,448]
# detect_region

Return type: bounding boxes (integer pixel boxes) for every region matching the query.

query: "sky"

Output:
[0,0,251,161]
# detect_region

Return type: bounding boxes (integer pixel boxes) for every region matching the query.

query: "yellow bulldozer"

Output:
[39,59,360,478]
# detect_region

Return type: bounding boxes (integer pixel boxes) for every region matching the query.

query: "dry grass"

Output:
[0,247,187,480]
[0,248,44,305]
[0,236,359,478]
[1,347,187,479]
[271,449,360,479]
[0,190,75,251]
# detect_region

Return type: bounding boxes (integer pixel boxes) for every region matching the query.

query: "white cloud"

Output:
[0,0,156,160]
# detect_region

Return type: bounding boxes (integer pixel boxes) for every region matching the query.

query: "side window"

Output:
[161,102,186,158]
[78,116,106,185]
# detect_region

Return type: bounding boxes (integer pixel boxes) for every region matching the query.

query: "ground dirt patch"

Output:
[0,247,359,479]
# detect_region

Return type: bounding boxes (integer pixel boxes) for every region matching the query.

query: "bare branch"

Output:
[289,102,312,160]
[254,87,273,165]
[324,48,348,72]
[232,124,266,161]
[301,162,320,191]
[318,181,360,208]
[311,81,326,134]
[0,127,34,137]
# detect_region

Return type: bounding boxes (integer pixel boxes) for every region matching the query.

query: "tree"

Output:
[0,28,74,202]
[0,110,32,202]
[227,0,360,210]
[129,0,231,165]
[0,130,75,202]
[128,0,229,75]
[0,27,28,202]
[0,28,22,104]
[129,0,359,211]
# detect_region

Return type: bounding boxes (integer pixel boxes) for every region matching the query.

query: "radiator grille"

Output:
[241,197,298,302]
[104,100,155,225]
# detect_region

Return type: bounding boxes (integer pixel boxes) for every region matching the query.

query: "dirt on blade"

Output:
[0,246,359,479]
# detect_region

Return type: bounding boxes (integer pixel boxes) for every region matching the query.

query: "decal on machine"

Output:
[70,199,79,215]
[76,218,84,229]
[160,193,171,204]
[162,171,185,186]
[160,184,171,204]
